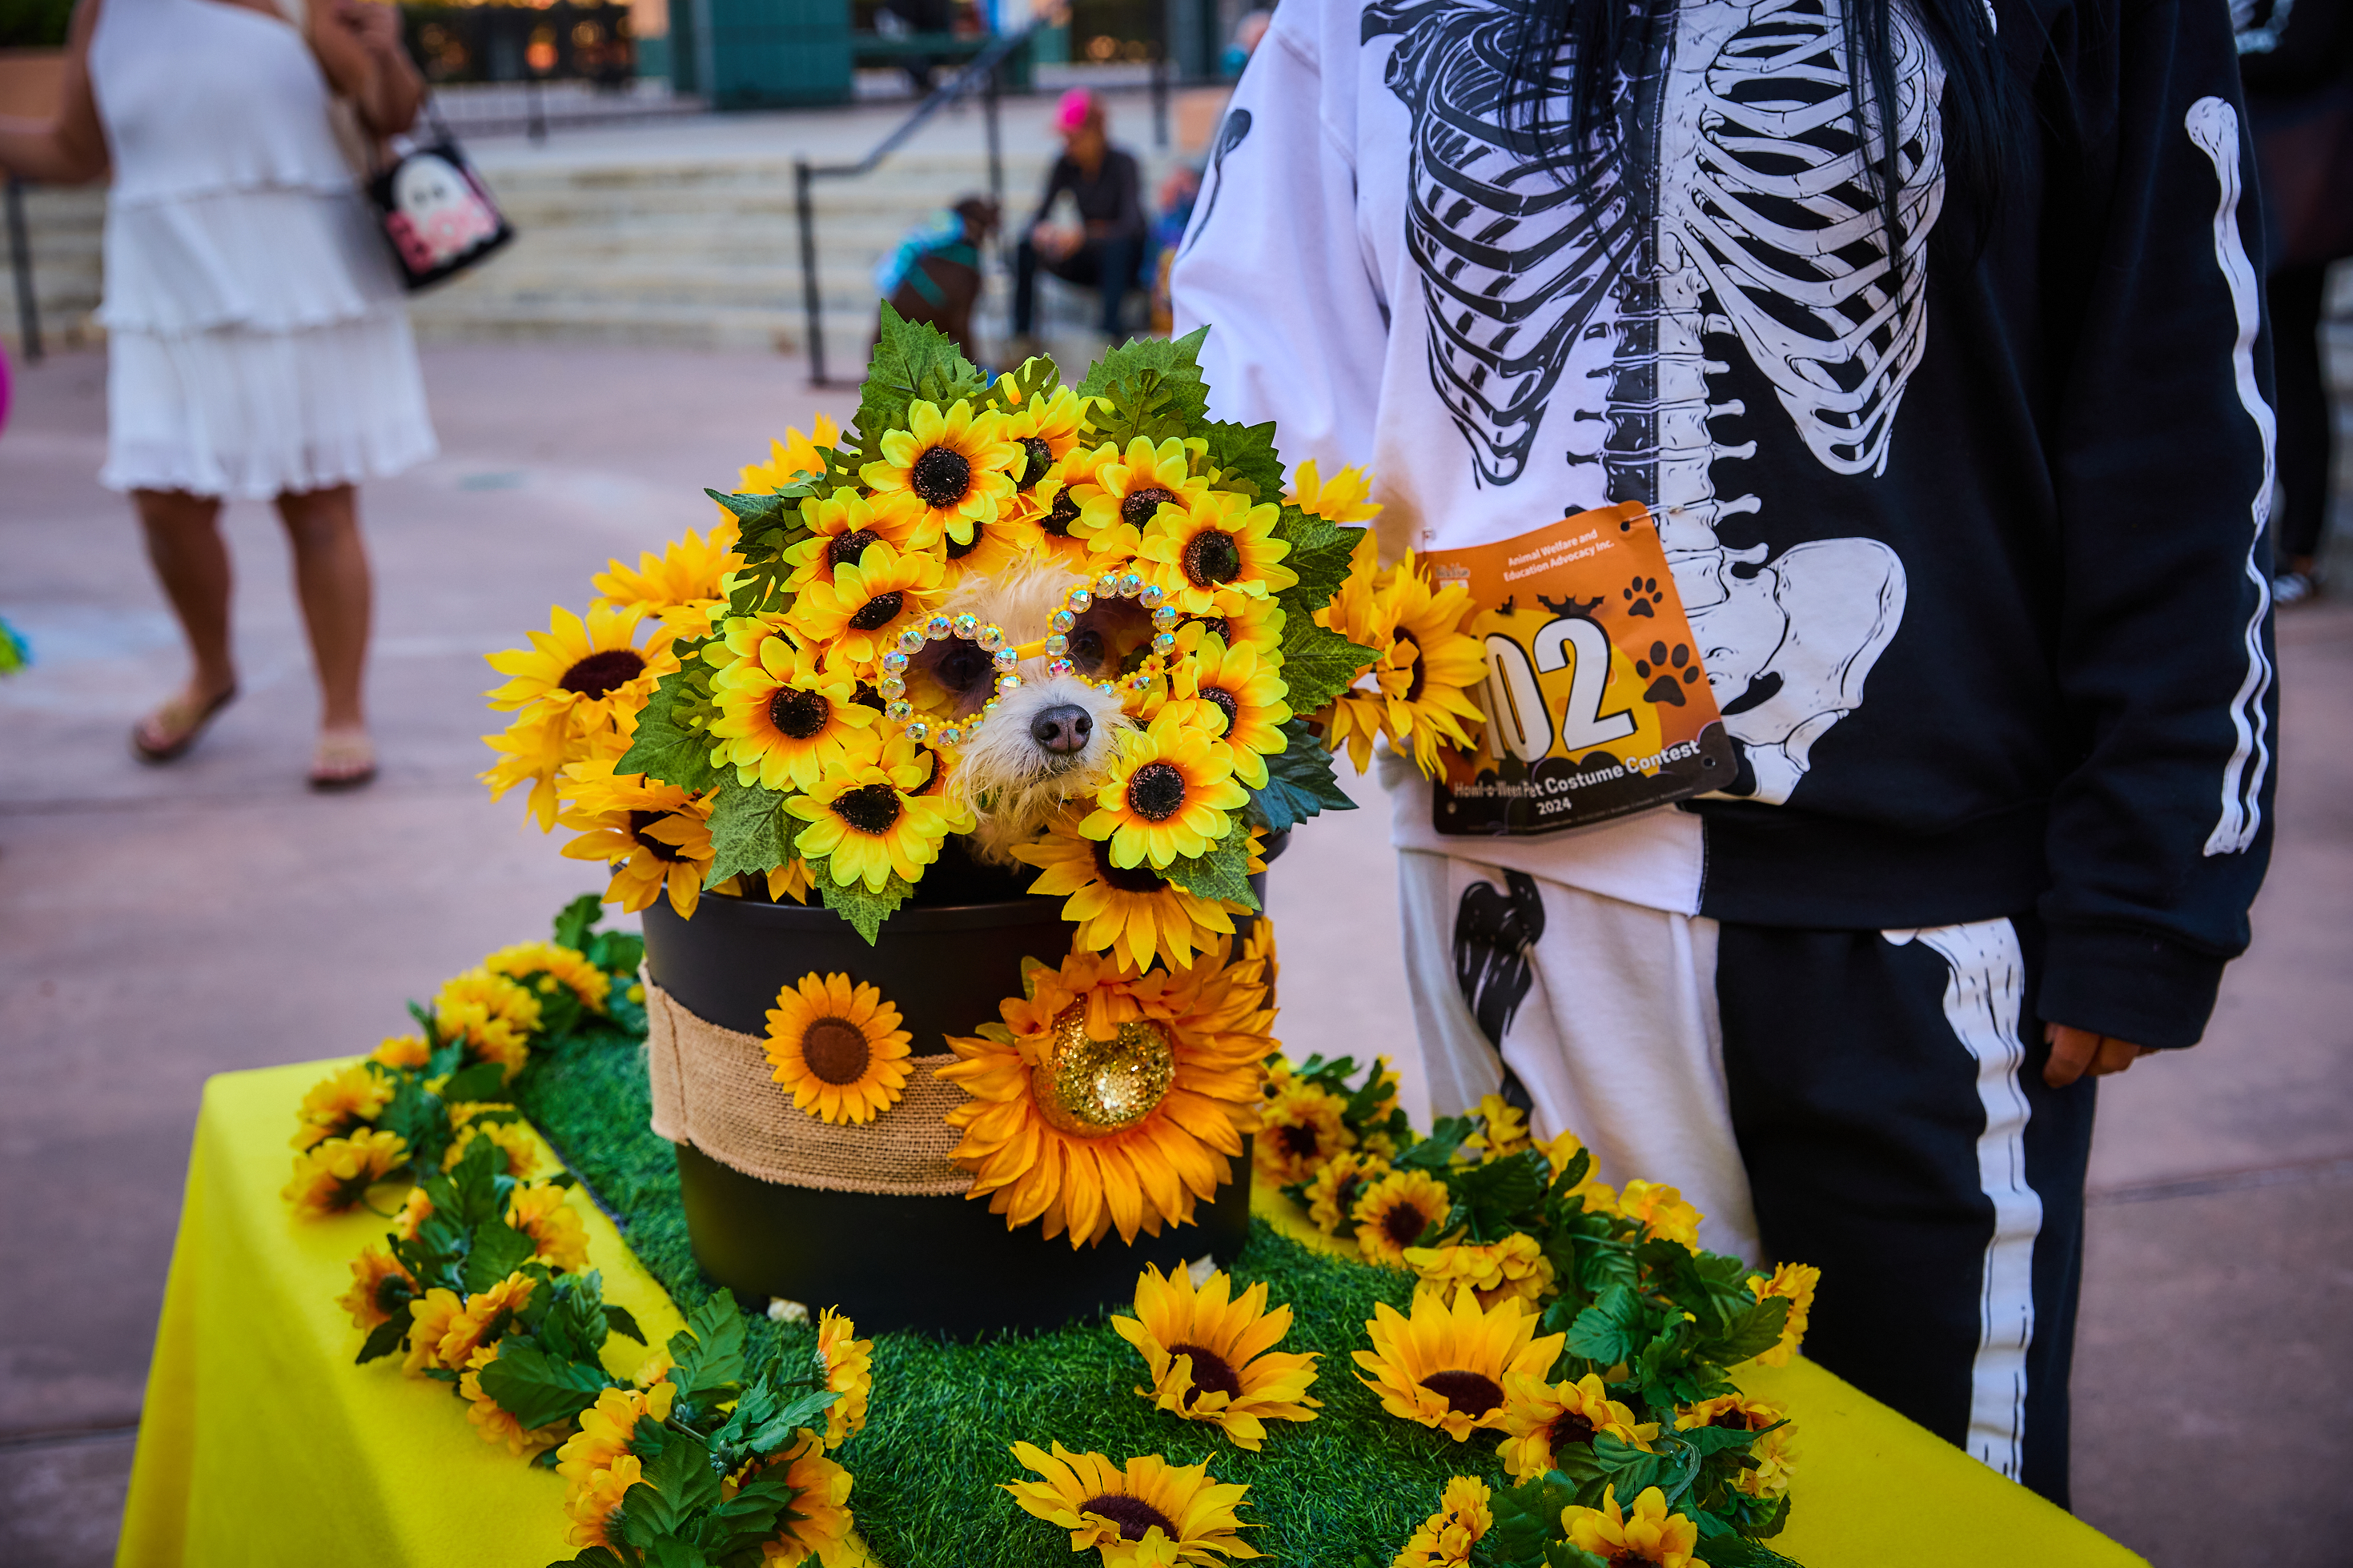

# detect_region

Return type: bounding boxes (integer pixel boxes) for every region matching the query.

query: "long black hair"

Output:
[1499,0,2017,249]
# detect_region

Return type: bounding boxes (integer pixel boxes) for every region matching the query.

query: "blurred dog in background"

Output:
[875,196,1001,364]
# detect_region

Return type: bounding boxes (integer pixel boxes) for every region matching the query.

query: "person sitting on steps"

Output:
[1009,90,1146,355]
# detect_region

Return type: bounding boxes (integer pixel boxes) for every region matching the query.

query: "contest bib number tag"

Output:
[1427,501,1736,836]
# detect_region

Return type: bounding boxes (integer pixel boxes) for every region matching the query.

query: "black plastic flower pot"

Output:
[638,844,1269,1336]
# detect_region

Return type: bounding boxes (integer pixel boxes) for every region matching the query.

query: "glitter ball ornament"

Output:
[1030,1006,1176,1137]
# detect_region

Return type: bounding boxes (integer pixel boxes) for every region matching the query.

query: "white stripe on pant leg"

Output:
[1883,919,2042,1482]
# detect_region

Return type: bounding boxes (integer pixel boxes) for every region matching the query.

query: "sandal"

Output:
[131,684,238,764]
[308,731,378,792]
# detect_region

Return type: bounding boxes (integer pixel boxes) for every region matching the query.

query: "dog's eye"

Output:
[1067,599,1152,677]
[933,642,994,694]
[1068,625,1106,672]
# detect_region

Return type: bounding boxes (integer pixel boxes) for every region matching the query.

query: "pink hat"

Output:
[1054,89,1098,134]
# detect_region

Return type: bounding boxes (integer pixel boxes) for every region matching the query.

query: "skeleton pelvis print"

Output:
[1369,0,1938,804]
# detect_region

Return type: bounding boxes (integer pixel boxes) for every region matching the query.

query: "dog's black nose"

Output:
[1030,704,1093,755]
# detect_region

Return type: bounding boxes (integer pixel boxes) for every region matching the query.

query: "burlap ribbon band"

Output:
[643,976,974,1197]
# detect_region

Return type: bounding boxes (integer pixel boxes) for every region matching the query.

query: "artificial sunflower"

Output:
[1464,1093,1531,1159]
[564,1456,643,1553]
[405,1270,537,1375]
[1536,1127,1620,1214]
[765,972,914,1125]
[443,1107,541,1179]
[1013,808,1237,973]
[372,1033,430,1070]
[484,940,611,1013]
[1005,1442,1261,1566]
[291,1061,392,1152]
[1066,434,1209,557]
[750,1429,857,1566]
[813,1308,873,1448]
[480,703,584,832]
[1404,1233,1554,1309]
[433,969,540,1083]
[557,758,717,920]
[938,942,1270,1247]
[1677,1397,1796,1498]
[282,1128,408,1217]
[486,601,676,732]
[1350,1169,1453,1266]
[460,1342,568,1457]
[1157,633,1291,788]
[1316,533,1399,773]
[859,397,1022,547]
[737,414,842,498]
[701,610,796,685]
[939,497,1047,584]
[393,1185,435,1240]
[1137,490,1298,614]
[336,1245,415,1333]
[1371,554,1488,775]
[1082,708,1250,872]
[508,1181,592,1273]
[1560,1485,1705,1568]
[1352,1286,1567,1443]
[999,380,1089,490]
[1287,458,1383,524]
[780,486,930,593]
[1617,1179,1702,1247]
[592,523,741,639]
[1183,586,1285,665]
[786,539,945,670]
[1497,1372,1658,1482]
[1255,1080,1354,1187]
[557,1377,678,1492]
[1111,1262,1319,1451]
[1745,1262,1820,1367]
[1391,1474,1490,1568]
[787,732,973,892]
[1304,1149,1390,1234]
[1029,440,1114,564]
[710,632,880,792]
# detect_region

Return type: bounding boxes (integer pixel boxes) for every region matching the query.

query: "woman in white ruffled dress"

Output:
[0,0,436,787]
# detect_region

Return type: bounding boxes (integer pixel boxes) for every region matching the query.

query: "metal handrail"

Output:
[793,25,1038,388]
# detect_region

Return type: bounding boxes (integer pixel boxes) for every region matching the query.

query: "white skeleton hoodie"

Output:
[1172,0,2277,1049]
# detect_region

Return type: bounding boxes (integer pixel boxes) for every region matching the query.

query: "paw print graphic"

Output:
[1633,640,1701,707]
[1622,575,1665,618]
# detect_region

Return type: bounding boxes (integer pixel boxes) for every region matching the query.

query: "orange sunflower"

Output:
[938,494,1046,585]
[1027,439,1114,565]
[1137,490,1298,614]
[1013,808,1238,972]
[787,539,945,670]
[1351,1169,1454,1266]
[557,758,716,920]
[859,398,1022,547]
[1081,708,1250,872]
[1498,1372,1658,1482]
[765,971,913,1124]
[938,942,1271,1247]
[709,632,879,792]
[1112,1261,1319,1450]
[1286,458,1383,524]
[999,382,1088,491]
[1353,1286,1566,1443]
[1005,1442,1260,1566]
[1255,1080,1354,1187]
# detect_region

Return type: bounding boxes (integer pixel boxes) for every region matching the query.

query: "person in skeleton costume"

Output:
[1172,0,2277,1504]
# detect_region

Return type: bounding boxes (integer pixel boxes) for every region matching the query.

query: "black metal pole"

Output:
[983,60,1003,218]
[5,177,39,365]
[527,74,548,143]
[795,158,827,387]
[1151,6,1170,150]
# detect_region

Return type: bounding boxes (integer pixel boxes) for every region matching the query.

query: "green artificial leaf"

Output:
[1564,1283,1651,1367]
[444,1133,512,1229]
[1247,719,1357,832]
[1589,1430,1678,1503]
[464,1220,540,1294]
[535,984,585,1045]
[616,668,724,796]
[375,1073,451,1173]
[699,1469,802,1556]
[1545,1543,1613,1568]
[1275,615,1382,718]
[603,1303,646,1346]
[550,1547,631,1568]
[1074,328,1211,446]
[666,1288,748,1411]
[1448,1149,1551,1243]
[1489,1472,1584,1567]
[705,488,798,530]
[588,928,646,982]
[704,780,793,889]
[817,870,914,945]
[552,893,601,954]
[480,1336,616,1430]
[989,351,1062,410]
[1682,1535,1805,1568]
[1548,1145,1595,1203]
[1158,815,1257,911]
[1393,1115,1473,1173]
[1201,418,1284,500]
[535,1272,616,1363]
[854,303,988,459]
[1271,510,1365,624]
[1676,1419,1777,1461]
[355,1308,412,1366]
[439,1061,508,1105]
[1702,1296,1790,1368]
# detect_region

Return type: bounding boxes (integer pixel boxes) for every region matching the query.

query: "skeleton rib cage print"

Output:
[1365,0,1941,803]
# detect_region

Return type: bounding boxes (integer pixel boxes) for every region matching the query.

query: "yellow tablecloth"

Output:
[118,1062,2145,1567]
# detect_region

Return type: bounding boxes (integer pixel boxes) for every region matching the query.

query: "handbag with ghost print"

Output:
[364,98,514,291]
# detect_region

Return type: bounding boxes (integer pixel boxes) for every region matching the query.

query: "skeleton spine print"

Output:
[1367,0,1939,803]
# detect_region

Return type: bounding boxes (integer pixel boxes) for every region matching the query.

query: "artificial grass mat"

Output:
[516,1026,1505,1568]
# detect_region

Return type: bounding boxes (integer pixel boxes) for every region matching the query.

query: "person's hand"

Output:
[2042,1022,2154,1088]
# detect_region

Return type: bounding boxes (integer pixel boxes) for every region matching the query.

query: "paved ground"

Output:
[1,343,2347,1564]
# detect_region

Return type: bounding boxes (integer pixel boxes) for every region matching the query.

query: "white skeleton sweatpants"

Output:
[1399,851,2097,1504]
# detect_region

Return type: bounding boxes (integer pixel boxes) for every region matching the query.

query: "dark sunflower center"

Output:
[1277,1122,1323,1159]
[832,783,903,836]
[848,591,905,632]
[827,529,881,571]
[1550,1411,1600,1450]
[1609,1555,1652,1568]
[1182,527,1243,587]
[945,521,983,560]
[1121,486,1178,532]
[1380,1201,1430,1247]
[1044,488,1080,537]
[1335,1172,1366,1214]
[769,687,831,740]
[1166,1341,1243,1406]
[1077,1494,1179,1544]
[1125,760,1188,823]
[1397,630,1427,703]
[852,681,887,712]
[627,809,685,864]
[1201,686,1240,736]
[1090,835,1169,894]
[1419,1369,1505,1421]
[909,446,971,507]
[800,1018,871,1085]
[561,648,645,700]
[1018,435,1054,491]
[1709,1406,1760,1430]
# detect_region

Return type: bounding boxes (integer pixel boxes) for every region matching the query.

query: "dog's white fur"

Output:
[937,560,1133,862]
